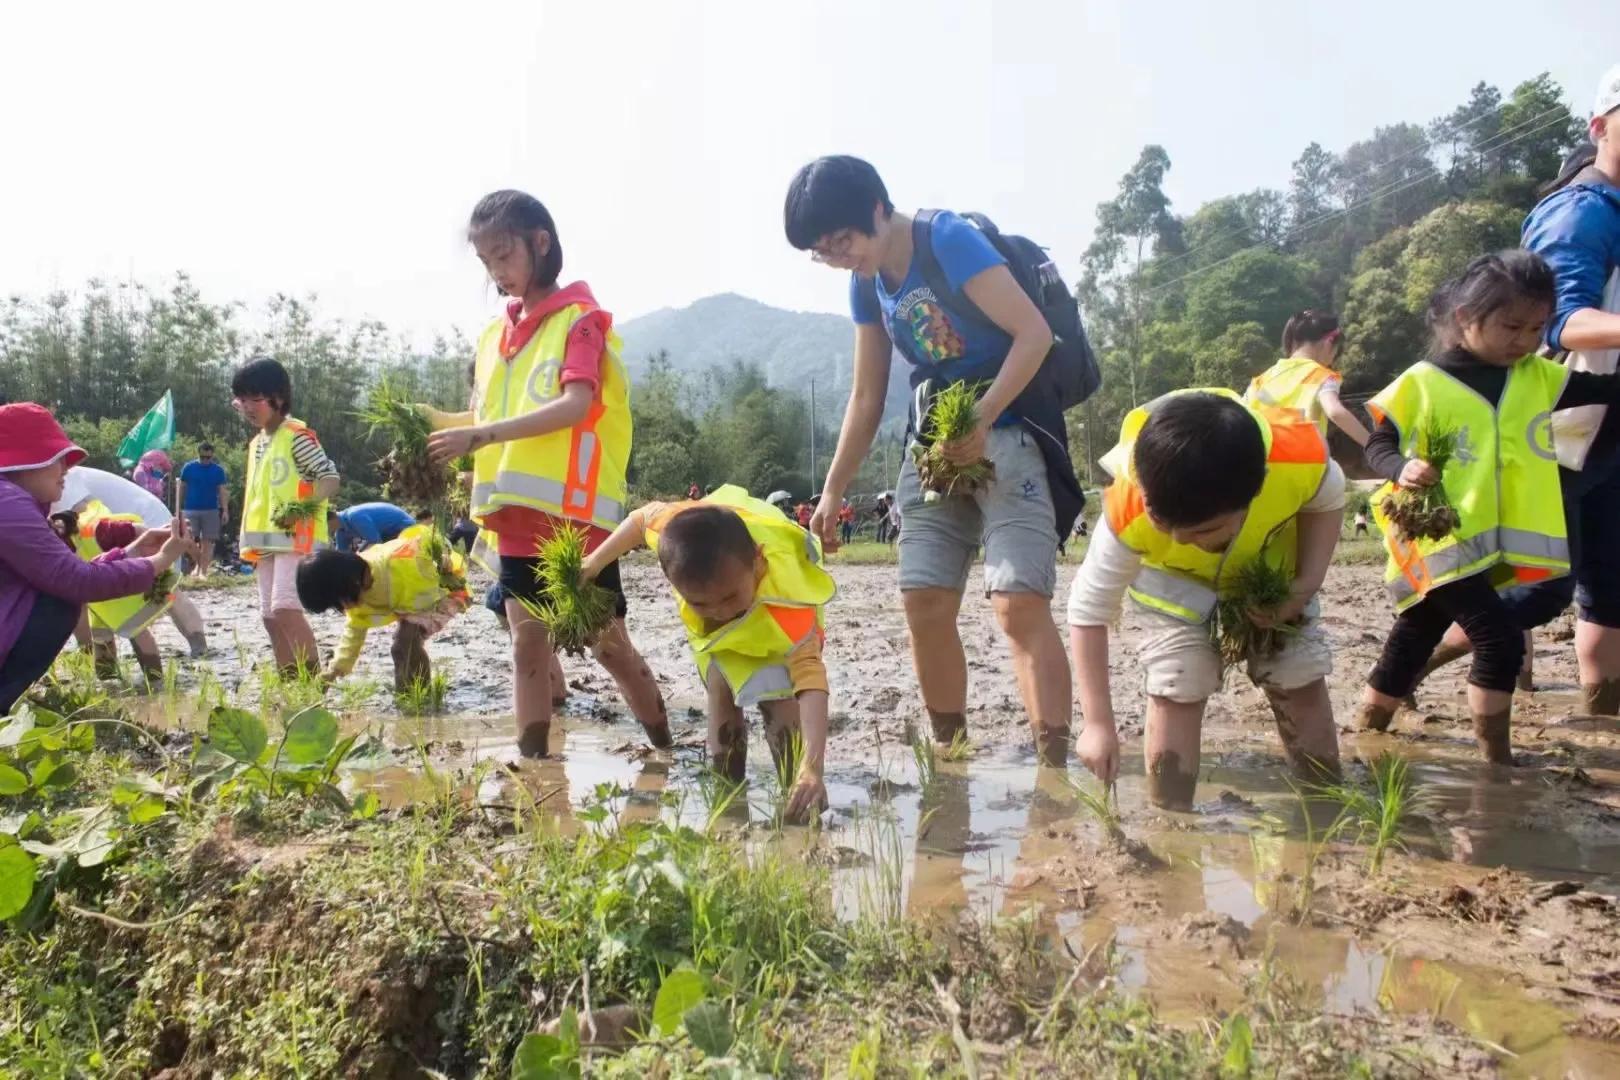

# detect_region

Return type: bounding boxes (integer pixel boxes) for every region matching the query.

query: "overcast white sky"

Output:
[0,1,1613,342]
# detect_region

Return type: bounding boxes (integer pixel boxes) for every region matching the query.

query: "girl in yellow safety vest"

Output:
[294,530,471,692]
[580,486,837,824]
[1245,310,1372,448]
[1359,251,1620,762]
[424,190,668,759]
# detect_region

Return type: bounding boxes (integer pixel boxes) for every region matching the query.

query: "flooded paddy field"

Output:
[4,558,1618,1077]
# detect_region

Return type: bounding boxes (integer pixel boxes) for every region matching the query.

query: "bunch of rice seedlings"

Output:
[1381,425,1462,542]
[1212,559,1298,666]
[520,524,616,655]
[422,531,468,595]
[271,497,324,532]
[448,452,476,517]
[144,567,179,605]
[358,378,450,510]
[912,380,995,502]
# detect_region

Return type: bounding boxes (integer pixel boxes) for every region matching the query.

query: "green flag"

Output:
[116,390,175,469]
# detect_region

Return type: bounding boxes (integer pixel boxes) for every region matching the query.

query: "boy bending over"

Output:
[582,485,835,822]
[1068,390,1344,809]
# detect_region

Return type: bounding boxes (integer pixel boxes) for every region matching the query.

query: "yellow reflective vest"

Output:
[72,500,173,641]
[1368,357,1570,611]
[240,417,330,560]
[645,485,837,706]
[469,303,632,537]
[1245,356,1339,435]
[1102,389,1329,624]
[345,531,469,630]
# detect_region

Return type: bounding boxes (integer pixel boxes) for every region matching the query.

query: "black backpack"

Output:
[912,209,1101,410]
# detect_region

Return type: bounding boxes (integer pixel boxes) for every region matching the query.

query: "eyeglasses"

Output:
[809,230,856,264]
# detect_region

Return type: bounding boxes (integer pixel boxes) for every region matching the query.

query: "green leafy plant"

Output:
[396,671,450,716]
[1380,424,1461,542]
[1313,753,1423,872]
[1064,774,1126,845]
[911,380,995,501]
[357,377,448,511]
[144,567,179,606]
[193,705,391,810]
[1212,559,1299,666]
[940,729,974,762]
[270,497,323,532]
[522,525,616,656]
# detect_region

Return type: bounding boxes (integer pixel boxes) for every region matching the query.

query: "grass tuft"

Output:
[912,381,995,501]
[521,524,616,656]
[1212,559,1298,667]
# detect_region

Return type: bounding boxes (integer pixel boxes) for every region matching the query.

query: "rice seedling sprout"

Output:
[1212,558,1299,666]
[912,380,995,501]
[1380,424,1462,543]
[521,524,616,655]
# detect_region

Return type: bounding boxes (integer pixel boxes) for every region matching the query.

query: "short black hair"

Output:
[657,506,757,589]
[1133,394,1266,527]
[198,442,214,453]
[469,189,563,293]
[231,356,293,415]
[784,155,895,250]
[295,549,368,614]
[1427,249,1556,351]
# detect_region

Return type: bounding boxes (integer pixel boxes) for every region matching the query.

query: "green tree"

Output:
[1183,250,1318,346]
[1194,322,1274,390]
[1339,267,1425,388]
[1399,201,1523,311]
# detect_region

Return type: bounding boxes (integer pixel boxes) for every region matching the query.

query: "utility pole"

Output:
[809,376,818,494]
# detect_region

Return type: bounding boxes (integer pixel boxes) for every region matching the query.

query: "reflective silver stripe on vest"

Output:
[1498,527,1569,563]
[734,663,795,707]
[473,472,626,526]
[113,598,171,638]
[470,534,501,576]
[1131,566,1218,622]
[243,530,296,550]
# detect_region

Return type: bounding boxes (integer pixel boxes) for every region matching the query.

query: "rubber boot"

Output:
[1581,679,1620,717]
[928,708,967,745]
[1472,708,1513,765]
[1357,701,1397,732]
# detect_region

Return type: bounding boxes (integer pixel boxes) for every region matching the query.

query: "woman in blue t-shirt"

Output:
[784,155,1073,765]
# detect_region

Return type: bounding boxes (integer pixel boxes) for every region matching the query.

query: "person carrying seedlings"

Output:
[66,507,176,682]
[295,529,470,691]
[1068,388,1345,810]
[1356,250,1620,761]
[1412,70,1620,713]
[1245,310,1371,447]
[785,155,1082,765]
[579,485,836,822]
[0,404,192,712]
[233,356,341,675]
[423,189,667,758]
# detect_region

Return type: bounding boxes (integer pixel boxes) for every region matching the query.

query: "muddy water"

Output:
[128,564,1620,1074]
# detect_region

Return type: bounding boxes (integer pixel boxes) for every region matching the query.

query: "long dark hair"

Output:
[1280,310,1340,356]
[468,190,563,295]
[1426,250,1556,351]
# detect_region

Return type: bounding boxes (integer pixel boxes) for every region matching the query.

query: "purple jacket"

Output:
[0,477,157,663]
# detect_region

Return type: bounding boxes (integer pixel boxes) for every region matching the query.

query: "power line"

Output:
[1141,111,1576,299]
[1142,102,1568,280]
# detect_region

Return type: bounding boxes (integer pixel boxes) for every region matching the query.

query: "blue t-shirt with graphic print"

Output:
[849,210,1017,424]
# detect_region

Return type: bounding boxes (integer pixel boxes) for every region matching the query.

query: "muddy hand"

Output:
[939,423,989,466]
[1398,458,1439,489]
[785,773,828,824]
[1077,723,1120,784]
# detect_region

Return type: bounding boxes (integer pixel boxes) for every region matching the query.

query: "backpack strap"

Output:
[911,209,995,330]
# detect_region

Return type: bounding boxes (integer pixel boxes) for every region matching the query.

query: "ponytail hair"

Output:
[1281,310,1340,356]
[468,190,563,292]
[1425,249,1556,351]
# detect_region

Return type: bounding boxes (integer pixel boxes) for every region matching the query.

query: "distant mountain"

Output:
[617,293,912,429]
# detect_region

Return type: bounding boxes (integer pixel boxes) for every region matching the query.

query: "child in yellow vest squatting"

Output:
[68,509,174,683]
[233,356,341,675]
[1357,251,1620,762]
[1245,309,1372,449]
[424,190,668,758]
[581,486,837,823]
[1068,389,1346,810]
[294,530,471,691]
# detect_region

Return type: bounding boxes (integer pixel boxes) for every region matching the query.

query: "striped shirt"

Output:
[250,427,339,482]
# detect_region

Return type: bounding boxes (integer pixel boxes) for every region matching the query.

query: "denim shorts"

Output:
[895,425,1058,597]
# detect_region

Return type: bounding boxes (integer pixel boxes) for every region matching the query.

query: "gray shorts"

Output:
[183,509,222,541]
[896,425,1057,596]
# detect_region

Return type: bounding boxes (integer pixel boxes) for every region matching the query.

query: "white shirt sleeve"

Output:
[1066,516,1143,626]
[1303,458,1347,514]
[1318,376,1343,397]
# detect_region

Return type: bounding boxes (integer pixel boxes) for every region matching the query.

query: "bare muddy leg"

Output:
[927,708,967,745]
[705,665,747,783]
[1472,708,1513,765]
[1582,678,1620,717]
[1263,681,1340,785]
[1146,750,1198,811]
[593,618,671,749]
[1144,695,1204,811]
